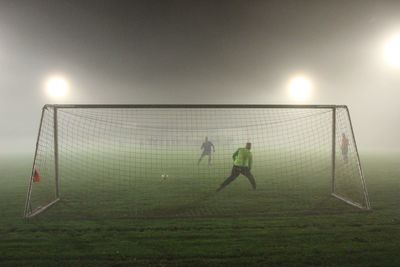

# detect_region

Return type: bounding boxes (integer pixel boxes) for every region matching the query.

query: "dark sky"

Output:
[1,0,400,152]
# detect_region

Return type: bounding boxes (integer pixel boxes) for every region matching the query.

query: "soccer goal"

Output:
[24,104,370,219]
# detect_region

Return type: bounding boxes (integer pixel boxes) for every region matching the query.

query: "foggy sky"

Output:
[1,0,400,153]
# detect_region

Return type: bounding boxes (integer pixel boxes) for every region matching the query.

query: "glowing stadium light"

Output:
[45,75,69,98]
[384,33,400,68]
[288,75,312,101]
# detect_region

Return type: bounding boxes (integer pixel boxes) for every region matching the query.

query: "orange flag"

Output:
[33,169,40,183]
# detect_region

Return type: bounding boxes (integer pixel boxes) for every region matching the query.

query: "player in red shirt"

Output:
[341,133,349,163]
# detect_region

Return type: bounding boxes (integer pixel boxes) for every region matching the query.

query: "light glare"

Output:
[384,34,400,67]
[288,75,312,101]
[46,76,69,98]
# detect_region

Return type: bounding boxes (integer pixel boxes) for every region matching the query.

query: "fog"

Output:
[0,0,400,154]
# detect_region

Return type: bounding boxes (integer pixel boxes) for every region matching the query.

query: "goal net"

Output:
[24,105,370,219]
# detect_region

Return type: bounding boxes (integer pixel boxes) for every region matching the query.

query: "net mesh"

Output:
[26,106,369,219]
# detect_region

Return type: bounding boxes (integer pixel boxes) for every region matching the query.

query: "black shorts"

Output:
[232,165,252,176]
[201,151,211,156]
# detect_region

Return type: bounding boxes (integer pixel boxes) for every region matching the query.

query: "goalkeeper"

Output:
[217,142,256,192]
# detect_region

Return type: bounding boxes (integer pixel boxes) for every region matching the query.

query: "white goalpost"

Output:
[24,105,371,219]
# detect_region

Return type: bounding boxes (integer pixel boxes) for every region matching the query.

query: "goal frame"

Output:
[24,104,371,218]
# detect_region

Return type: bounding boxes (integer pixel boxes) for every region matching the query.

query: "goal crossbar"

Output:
[44,104,347,109]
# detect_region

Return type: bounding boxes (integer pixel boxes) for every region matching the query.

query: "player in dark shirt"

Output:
[198,137,215,166]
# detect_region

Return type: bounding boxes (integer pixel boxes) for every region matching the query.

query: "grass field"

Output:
[1,152,399,266]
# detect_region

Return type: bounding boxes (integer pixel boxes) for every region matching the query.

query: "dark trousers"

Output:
[198,151,212,165]
[217,166,256,192]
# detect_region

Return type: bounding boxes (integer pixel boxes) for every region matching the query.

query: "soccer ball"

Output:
[161,174,168,180]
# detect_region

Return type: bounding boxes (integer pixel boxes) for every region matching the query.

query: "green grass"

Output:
[27,148,366,219]
[0,153,399,266]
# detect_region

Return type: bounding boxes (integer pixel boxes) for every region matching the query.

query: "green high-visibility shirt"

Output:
[232,148,253,169]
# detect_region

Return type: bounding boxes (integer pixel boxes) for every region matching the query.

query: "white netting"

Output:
[26,106,369,219]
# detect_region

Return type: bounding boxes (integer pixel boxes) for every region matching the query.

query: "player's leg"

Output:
[198,152,205,164]
[241,168,256,190]
[342,148,348,163]
[216,166,241,192]
[208,154,212,166]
